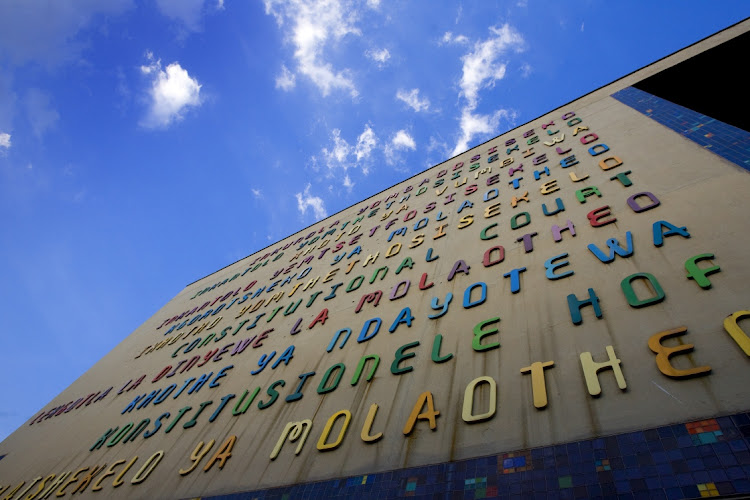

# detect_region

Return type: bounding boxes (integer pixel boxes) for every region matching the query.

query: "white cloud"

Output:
[275,65,296,91]
[317,124,377,179]
[0,132,10,149]
[452,24,523,156]
[295,183,327,220]
[459,24,523,109]
[441,31,468,45]
[385,129,416,166]
[366,0,380,7]
[580,22,585,32]
[520,63,532,78]
[264,0,359,98]
[392,130,416,150]
[323,128,352,165]
[343,174,354,191]
[140,52,202,129]
[396,88,430,112]
[251,188,263,198]
[366,48,390,67]
[24,89,59,139]
[354,124,376,163]
[453,108,517,157]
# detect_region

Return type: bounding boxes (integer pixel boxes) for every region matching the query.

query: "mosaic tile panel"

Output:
[611,86,750,172]
[202,412,750,499]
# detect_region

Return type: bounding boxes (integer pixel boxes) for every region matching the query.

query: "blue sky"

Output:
[0,1,747,441]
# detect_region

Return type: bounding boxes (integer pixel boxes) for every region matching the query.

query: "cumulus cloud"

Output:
[24,89,59,139]
[140,52,202,129]
[295,183,327,220]
[453,108,517,157]
[366,48,390,67]
[322,128,351,165]
[459,24,523,108]
[441,31,468,45]
[452,24,523,156]
[0,132,11,149]
[396,88,430,112]
[354,124,376,164]
[343,174,354,191]
[385,129,416,166]
[317,124,377,179]
[392,130,416,150]
[275,65,296,91]
[264,0,359,98]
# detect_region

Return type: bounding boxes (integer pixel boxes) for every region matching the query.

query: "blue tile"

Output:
[587,484,602,497]
[702,456,720,468]
[675,473,694,487]
[624,469,642,480]
[655,463,672,476]
[644,477,661,489]
[713,442,730,454]
[639,465,657,478]
[665,450,682,462]
[681,446,698,459]
[716,481,736,495]
[676,435,693,448]
[727,466,746,479]
[646,440,663,453]
[657,426,674,439]
[685,458,703,470]
[681,486,699,499]
[709,468,729,482]
[659,476,677,489]
[201,411,750,500]
[697,445,715,457]
[664,487,683,500]
[719,453,739,466]
[612,86,750,171]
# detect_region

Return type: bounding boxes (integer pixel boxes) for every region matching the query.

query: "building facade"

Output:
[1,20,750,500]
